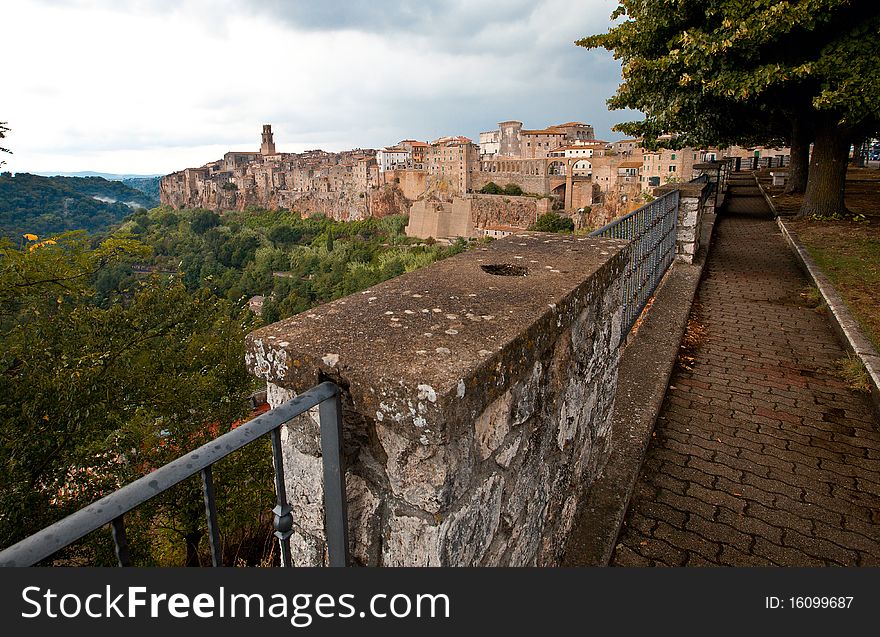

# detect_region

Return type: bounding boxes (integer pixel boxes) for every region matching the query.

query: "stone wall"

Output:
[469,171,551,197]
[406,199,474,239]
[468,194,548,230]
[245,233,631,566]
[384,169,427,201]
[406,194,551,240]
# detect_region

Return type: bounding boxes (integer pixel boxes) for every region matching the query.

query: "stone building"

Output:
[425,137,480,196]
[377,147,411,173]
[398,140,428,167]
[639,147,704,187]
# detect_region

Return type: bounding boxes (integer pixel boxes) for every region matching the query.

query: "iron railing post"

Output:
[319,390,349,567]
[270,426,294,568]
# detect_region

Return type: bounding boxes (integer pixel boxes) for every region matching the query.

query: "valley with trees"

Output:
[0,172,159,240]
[0,197,467,564]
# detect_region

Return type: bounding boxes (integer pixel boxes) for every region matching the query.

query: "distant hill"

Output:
[0,173,160,241]
[33,171,164,180]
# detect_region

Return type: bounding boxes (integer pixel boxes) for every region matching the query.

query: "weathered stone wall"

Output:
[245,233,631,566]
[407,194,552,239]
[468,194,547,229]
[384,169,427,201]
[406,199,474,239]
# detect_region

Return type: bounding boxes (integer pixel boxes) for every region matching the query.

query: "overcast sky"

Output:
[5,0,638,175]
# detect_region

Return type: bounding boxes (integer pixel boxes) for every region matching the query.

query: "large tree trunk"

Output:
[784,118,810,194]
[798,116,850,218]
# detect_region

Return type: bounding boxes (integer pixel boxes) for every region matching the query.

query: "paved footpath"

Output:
[612,174,880,566]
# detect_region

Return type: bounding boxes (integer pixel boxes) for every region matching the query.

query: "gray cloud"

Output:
[10,0,638,173]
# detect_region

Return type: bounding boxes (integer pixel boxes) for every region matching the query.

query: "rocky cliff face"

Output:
[160,175,410,220]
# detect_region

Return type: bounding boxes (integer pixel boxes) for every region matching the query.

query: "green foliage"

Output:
[579,1,880,147]
[480,182,525,196]
[530,212,575,233]
[0,200,465,562]
[112,208,459,326]
[190,209,221,234]
[0,173,158,241]
[0,234,269,564]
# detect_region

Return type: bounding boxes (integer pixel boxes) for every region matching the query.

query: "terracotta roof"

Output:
[554,122,590,128]
[522,129,566,135]
[619,161,643,168]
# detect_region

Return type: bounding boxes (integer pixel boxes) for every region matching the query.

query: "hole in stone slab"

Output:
[480,263,529,277]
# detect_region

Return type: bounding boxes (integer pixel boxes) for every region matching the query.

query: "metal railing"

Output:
[590,190,679,341]
[0,382,349,568]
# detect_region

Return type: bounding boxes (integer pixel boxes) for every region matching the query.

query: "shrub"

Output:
[529,212,574,233]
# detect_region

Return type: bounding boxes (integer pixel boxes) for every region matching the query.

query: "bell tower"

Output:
[260,124,276,155]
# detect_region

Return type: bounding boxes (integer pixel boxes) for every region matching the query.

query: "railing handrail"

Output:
[589,189,679,343]
[589,189,677,238]
[0,381,347,568]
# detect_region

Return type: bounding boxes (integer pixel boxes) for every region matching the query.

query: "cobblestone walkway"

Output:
[612,175,880,566]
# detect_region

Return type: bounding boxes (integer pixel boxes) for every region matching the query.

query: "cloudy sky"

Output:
[5,0,637,175]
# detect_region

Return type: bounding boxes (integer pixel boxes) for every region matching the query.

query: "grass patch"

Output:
[799,285,821,308]
[795,229,880,349]
[834,354,872,393]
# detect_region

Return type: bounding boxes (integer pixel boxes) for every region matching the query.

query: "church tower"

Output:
[260,124,276,155]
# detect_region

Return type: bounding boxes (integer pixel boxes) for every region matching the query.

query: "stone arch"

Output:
[548,160,567,176]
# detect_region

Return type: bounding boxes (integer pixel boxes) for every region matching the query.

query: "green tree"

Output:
[479,182,502,195]
[529,212,575,233]
[190,209,221,234]
[0,234,268,564]
[580,1,880,215]
[502,183,523,196]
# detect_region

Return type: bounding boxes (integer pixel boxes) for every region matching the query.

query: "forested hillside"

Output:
[112,207,467,322]
[0,172,159,240]
[121,175,161,200]
[0,208,469,564]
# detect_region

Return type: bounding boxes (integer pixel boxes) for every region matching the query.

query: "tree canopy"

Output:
[580,0,880,215]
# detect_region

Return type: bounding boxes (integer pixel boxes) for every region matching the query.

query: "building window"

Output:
[671,153,676,160]
[669,165,676,172]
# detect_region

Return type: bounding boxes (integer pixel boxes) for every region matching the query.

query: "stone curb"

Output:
[755,177,880,419]
[562,207,719,566]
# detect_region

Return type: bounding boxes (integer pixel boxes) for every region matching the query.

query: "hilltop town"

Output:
[160,122,790,237]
